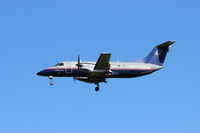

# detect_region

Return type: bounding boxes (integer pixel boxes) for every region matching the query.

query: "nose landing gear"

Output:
[49,76,54,85]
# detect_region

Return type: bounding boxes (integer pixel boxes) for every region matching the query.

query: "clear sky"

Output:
[0,0,200,133]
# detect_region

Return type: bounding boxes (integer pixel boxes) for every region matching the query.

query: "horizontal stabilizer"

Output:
[157,41,175,48]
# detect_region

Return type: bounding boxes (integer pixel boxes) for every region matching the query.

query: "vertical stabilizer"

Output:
[143,41,175,66]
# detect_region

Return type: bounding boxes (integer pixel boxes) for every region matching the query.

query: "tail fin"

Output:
[143,41,175,66]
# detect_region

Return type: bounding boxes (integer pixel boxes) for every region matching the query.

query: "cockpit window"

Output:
[54,63,64,66]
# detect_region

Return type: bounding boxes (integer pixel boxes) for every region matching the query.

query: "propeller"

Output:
[78,54,80,69]
[73,77,76,83]
[76,54,82,69]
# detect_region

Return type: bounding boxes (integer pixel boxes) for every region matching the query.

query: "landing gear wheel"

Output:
[49,76,54,86]
[95,87,99,91]
[95,83,100,91]
[50,81,54,86]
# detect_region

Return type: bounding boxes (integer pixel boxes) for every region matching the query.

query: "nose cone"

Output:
[37,71,44,76]
[37,69,48,76]
[37,69,53,76]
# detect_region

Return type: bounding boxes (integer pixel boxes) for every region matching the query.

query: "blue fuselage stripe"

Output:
[40,68,155,78]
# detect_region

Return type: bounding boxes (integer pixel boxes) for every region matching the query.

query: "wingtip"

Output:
[168,41,176,44]
[101,52,111,55]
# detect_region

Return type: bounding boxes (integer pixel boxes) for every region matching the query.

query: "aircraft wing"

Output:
[94,53,111,70]
[88,53,112,78]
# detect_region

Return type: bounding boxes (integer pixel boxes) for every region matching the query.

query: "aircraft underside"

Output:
[44,69,155,91]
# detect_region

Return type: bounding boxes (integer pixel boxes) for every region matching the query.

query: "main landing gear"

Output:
[49,76,54,85]
[95,83,100,91]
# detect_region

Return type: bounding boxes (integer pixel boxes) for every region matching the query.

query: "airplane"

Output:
[37,41,175,91]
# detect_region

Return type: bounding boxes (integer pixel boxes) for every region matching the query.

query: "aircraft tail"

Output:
[143,41,175,66]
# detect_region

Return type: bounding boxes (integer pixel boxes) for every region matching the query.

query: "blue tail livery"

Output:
[143,41,175,65]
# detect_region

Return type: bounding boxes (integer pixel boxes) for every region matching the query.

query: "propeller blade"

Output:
[76,54,82,69]
[78,54,80,69]
[73,77,76,83]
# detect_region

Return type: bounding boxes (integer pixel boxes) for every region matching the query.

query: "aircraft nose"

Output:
[37,69,53,76]
[37,70,44,76]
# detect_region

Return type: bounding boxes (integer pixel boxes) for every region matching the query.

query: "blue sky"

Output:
[0,0,200,133]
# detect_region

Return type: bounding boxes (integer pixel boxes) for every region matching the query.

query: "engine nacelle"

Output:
[75,77,106,84]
